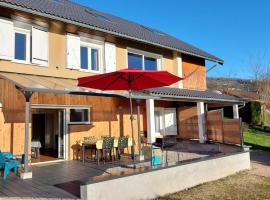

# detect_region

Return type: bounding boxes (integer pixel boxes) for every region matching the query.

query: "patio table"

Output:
[31,140,42,158]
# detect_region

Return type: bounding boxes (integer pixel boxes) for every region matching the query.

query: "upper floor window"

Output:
[15,33,26,60]
[80,42,101,72]
[14,27,30,63]
[127,48,162,70]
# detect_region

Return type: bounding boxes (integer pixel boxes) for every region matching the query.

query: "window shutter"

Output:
[32,27,48,66]
[0,18,14,60]
[105,42,116,72]
[66,34,80,69]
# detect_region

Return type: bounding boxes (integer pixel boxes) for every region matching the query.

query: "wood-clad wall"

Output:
[206,109,242,145]
[182,55,206,90]
[0,78,146,159]
[177,105,199,139]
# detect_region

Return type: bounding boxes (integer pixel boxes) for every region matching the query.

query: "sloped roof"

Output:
[145,87,243,103]
[0,0,223,64]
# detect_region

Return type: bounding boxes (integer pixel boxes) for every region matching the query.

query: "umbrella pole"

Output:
[129,90,135,161]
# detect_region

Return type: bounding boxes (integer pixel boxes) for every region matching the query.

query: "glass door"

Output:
[58,110,64,158]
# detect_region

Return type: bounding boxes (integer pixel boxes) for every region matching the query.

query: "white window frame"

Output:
[13,27,31,64]
[127,47,162,70]
[68,107,91,125]
[80,41,103,73]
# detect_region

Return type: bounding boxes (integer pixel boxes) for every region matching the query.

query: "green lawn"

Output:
[244,127,270,150]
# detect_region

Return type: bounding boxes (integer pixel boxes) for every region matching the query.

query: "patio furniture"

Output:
[82,136,98,164]
[31,140,42,159]
[154,135,178,150]
[96,139,103,165]
[83,136,98,160]
[102,137,114,164]
[78,68,182,161]
[117,137,128,160]
[0,151,21,181]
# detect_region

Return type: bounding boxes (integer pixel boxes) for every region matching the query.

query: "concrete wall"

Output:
[81,151,250,200]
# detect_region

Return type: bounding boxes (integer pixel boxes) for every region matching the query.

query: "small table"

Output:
[31,140,42,158]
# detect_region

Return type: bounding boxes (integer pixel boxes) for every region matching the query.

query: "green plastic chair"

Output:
[102,137,114,163]
[117,137,128,160]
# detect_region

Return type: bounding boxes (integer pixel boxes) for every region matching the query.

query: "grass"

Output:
[155,172,270,200]
[244,127,270,151]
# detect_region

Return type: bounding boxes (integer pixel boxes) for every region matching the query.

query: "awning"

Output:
[0,72,244,103]
[0,72,125,97]
[143,87,244,103]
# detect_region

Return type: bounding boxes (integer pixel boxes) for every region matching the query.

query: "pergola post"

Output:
[20,91,33,179]
[136,99,144,161]
[146,99,155,144]
[233,104,239,119]
[197,101,206,143]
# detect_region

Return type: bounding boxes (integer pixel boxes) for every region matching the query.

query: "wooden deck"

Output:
[0,143,241,199]
[0,160,133,199]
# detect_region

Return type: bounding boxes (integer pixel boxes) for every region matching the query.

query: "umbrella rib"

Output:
[102,73,125,90]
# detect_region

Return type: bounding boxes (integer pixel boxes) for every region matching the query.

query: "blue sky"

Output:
[74,0,270,79]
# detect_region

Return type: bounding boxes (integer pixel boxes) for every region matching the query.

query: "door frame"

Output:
[32,105,68,160]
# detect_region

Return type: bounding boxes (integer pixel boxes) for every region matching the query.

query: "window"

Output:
[154,108,177,136]
[14,28,30,63]
[80,47,88,70]
[145,56,157,70]
[15,32,26,61]
[128,53,143,70]
[80,42,101,72]
[91,49,99,71]
[127,48,161,70]
[69,108,90,124]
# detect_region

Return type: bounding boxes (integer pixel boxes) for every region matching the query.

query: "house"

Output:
[0,0,243,179]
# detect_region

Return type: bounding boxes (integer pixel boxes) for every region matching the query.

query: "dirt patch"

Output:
[155,172,270,200]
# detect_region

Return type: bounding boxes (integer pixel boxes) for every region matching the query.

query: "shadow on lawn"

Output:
[250,150,270,167]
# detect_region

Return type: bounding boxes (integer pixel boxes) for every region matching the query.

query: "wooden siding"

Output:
[177,106,199,139]
[0,79,145,159]
[182,54,206,90]
[206,109,242,145]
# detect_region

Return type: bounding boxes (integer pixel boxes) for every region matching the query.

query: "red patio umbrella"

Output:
[78,68,183,160]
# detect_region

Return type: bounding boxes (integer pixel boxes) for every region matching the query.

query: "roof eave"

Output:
[0,2,224,64]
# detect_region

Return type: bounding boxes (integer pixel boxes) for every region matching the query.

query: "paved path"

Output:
[249,150,270,177]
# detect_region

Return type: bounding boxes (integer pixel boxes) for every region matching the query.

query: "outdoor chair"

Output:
[83,136,98,159]
[0,151,22,181]
[102,137,114,164]
[117,137,128,160]
[95,139,103,165]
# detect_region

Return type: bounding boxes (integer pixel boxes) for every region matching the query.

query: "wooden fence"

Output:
[206,109,242,145]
